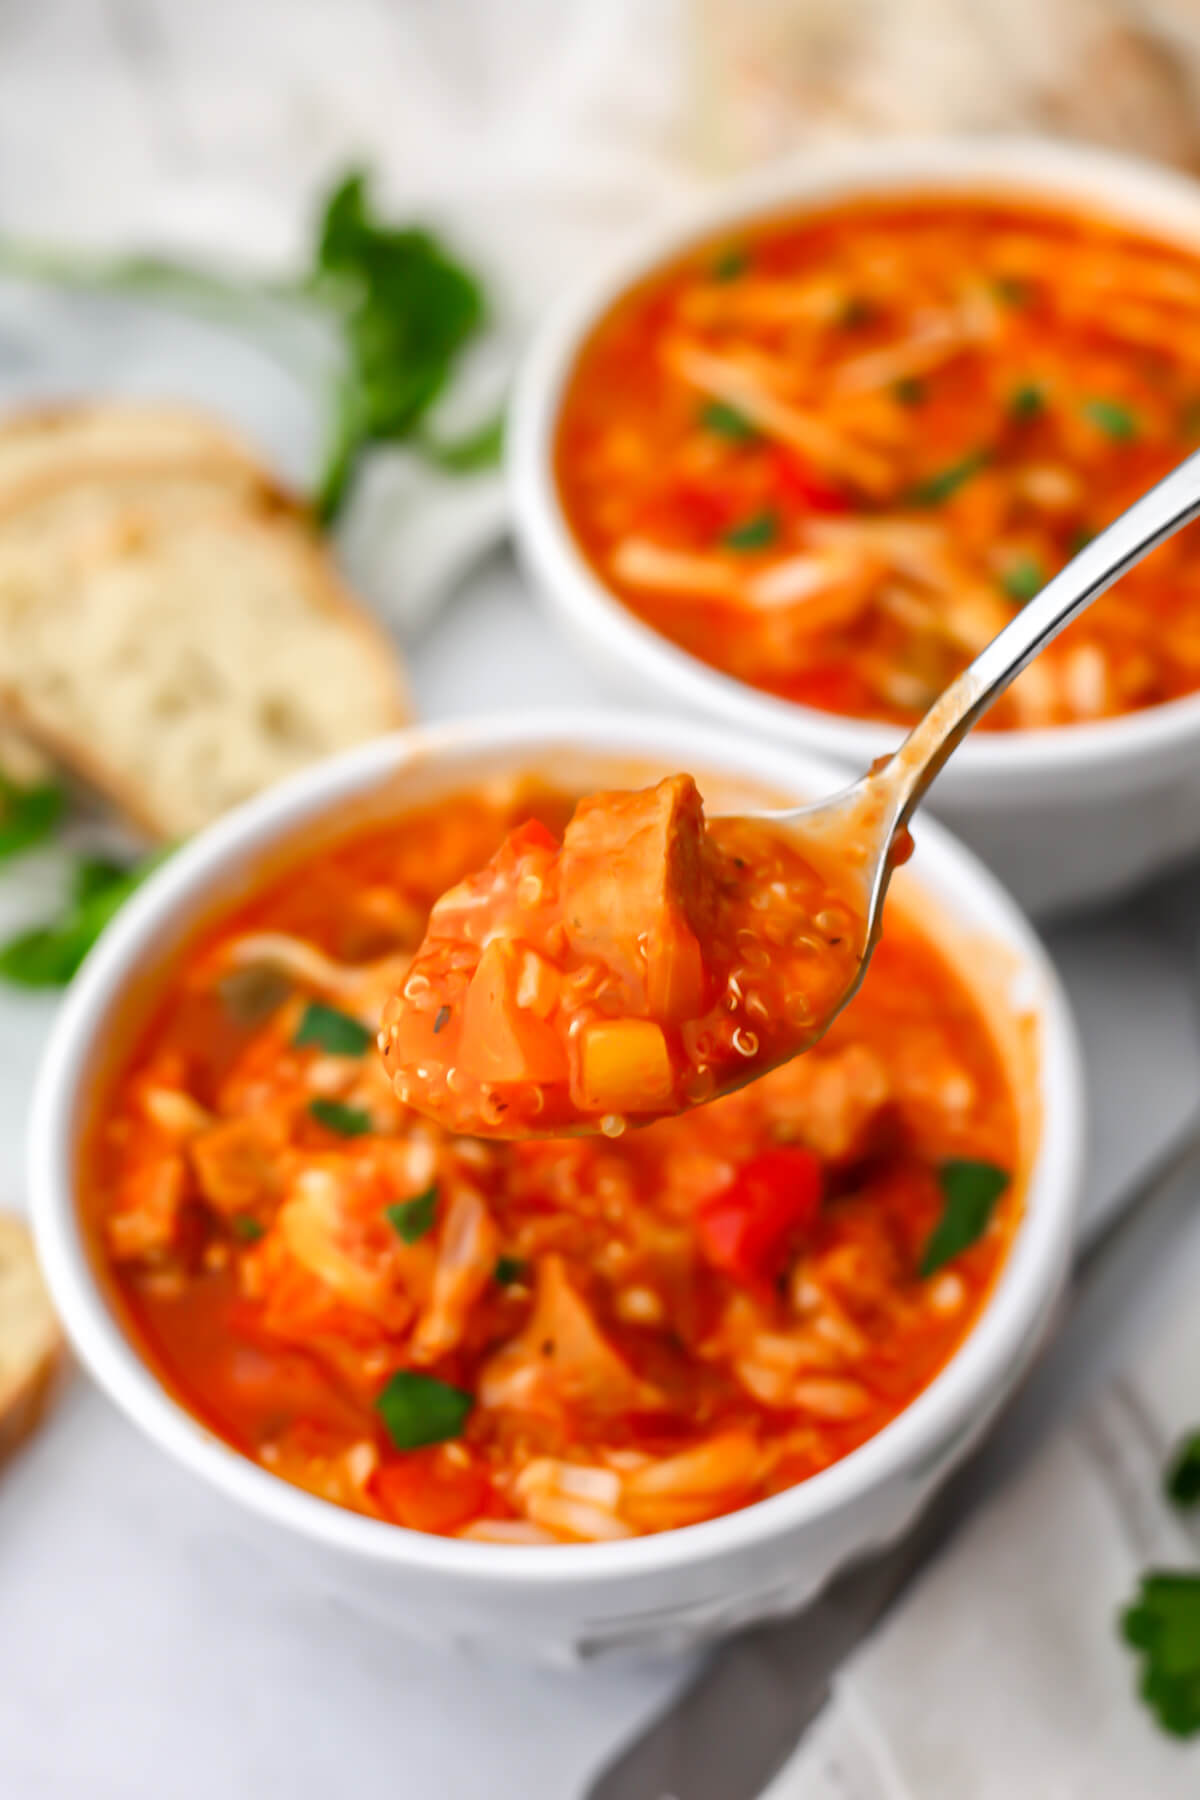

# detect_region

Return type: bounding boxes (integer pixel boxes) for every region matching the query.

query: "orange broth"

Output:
[556,194,1200,729]
[86,782,1021,1543]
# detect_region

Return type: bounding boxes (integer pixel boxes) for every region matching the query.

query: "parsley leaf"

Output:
[919,1160,1010,1278]
[308,1098,372,1138]
[312,169,487,518]
[293,1000,372,1057]
[495,1255,528,1287]
[1166,1432,1200,1509]
[385,1183,438,1244]
[893,376,927,407]
[908,450,990,508]
[421,410,505,473]
[1121,1572,1200,1737]
[376,1370,473,1450]
[0,847,170,988]
[1009,383,1045,422]
[701,400,759,443]
[230,1215,265,1243]
[1003,559,1044,605]
[711,246,748,282]
[724,510,778,551]
[1085,398,1139,443]
[0,775,65,862]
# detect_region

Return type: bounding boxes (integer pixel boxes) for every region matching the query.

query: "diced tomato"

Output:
[697,1147,823,1284]
[658,483,735,542]
[373,1447,490,1535]
[771,449,848,515]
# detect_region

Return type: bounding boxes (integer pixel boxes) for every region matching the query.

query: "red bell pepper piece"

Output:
[771,449,849,515]
[697,1146,823,1284]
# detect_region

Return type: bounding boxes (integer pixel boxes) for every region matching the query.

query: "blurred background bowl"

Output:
[510,136,1200,917]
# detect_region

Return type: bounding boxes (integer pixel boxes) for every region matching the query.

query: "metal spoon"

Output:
[755,445,1200,1024]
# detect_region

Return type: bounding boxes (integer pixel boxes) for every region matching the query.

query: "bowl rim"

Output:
[508,133,1200,788]
[29,709,1085,1585]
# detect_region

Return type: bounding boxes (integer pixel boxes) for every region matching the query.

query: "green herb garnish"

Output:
[1069,526,1095,556]
[993,276,1030,308]
[701,400,759,443]
[385,1183,438,1244]
[711,246,748,282]
[1085,398,1139,443]
[1121,1572,1200,1737]
[0,775,65,863]
[723,510,778,551]
[1002,559,1044,604]
[230,1215,265,1243]
[311,170,489,517]
[495,1255,528,1287]
[1009,383,1045,422]
[433,1005,451,1035]
[421,410,505,474]
[839,296,875,329]
[308,1098,372,1138]
[919,1160,1010,1278]
[0,166,491,522]
[1166,1433,1200,1509]
[376,1369,473,1450]
[908,450,990,508]
[893,376,927,407]
[294,1000,372,1057]
[0,847,170,988]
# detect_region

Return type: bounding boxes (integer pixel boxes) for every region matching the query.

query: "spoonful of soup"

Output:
[383,446,1200,1138]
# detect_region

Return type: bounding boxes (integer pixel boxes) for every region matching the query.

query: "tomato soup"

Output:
[87,782,1021,1543]
[556,195,1200,729]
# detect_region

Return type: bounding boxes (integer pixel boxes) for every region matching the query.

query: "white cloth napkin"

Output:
[766,1203,1200,1799]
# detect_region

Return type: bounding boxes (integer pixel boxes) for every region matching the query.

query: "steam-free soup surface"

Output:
[89,782,1020,1544]
[557,195,1200,729]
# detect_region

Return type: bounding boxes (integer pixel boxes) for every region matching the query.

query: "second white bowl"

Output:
[510,136,1200,915]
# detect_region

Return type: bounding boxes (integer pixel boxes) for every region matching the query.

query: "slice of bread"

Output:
[0,404,411,839]
[0,402,269,513]
[0,1213,63,1466]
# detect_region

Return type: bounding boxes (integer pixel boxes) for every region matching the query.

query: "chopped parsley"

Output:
[1069,525,1096,556]
[376,1369,473,1450]
[993,275,1030,308]
[433,1005,451,1035]
[1002,559,1044,605]
[495,1255,528,1287]
[723,510,778,551]
[0,774,65,863]
[1084,398,1139,443]
[308,1097,372,1138]
[919,1160,1010,1278]
[893,376,927,407]
[293,1001,372,1057]
[711,245,748,282]
[908,450,990,508]
[839,295,875,329]
[701,400,759,443]
[1009,383,1045,422]
[1121,1572,1200,1737]
[0,847,170,988]
[1165,1432,1200,1509]
[230,1215,265,1243]
[385,1183,438,1244]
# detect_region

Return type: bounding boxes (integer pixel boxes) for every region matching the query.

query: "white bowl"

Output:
[29,712,1084,1662]
[510,136,1200,917]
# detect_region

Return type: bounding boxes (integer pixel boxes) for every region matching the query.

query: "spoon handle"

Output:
[885,444,1200,823]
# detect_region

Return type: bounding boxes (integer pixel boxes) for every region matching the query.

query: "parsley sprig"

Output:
[0,166,495,521]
